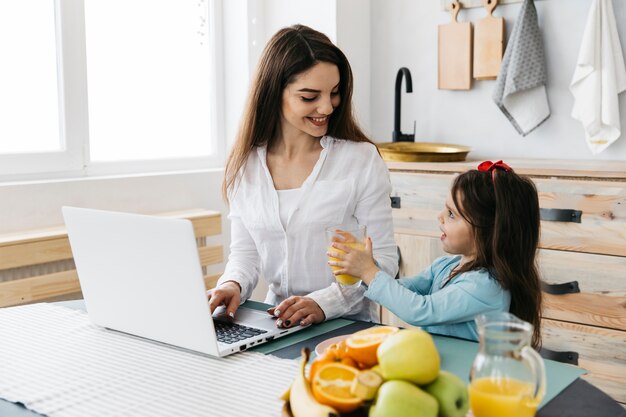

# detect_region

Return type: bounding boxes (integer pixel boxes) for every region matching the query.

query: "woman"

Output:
[208,24,398,327]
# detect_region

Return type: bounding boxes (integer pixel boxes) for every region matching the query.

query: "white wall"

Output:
[337,0,371,134]
[0,170,227,235]
[4,0,626,235]
[222,0,251,151]
[260,0,337,44]
[368,0,626,160]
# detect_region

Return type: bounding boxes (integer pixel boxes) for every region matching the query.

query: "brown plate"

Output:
[377,142,471,162]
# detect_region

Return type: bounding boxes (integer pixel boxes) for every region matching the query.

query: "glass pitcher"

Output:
[469,312,546,417]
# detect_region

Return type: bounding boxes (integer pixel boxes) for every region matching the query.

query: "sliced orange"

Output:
[345,326,399,367]
[309,345,358,383]
[311,363,363,413]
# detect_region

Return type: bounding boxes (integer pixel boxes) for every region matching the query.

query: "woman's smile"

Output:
[308,116,329,127]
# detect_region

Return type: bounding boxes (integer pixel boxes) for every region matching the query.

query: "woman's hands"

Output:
[207,281,241,318]
[209,281,325,328]
[327,237,380,285]
[267,296,325,328]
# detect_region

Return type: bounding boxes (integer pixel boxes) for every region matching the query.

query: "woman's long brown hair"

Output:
[450,169,543,348]
[222,24,373,201]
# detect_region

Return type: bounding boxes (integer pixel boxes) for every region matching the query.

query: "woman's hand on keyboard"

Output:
[267,296,325,328]
[207,281,241,318]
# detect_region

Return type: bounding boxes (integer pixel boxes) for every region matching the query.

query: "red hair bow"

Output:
[477,160,512,181]
[477,160,512,173]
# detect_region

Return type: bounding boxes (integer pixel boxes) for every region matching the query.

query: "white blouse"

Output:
[277,188,302,230]
[217,136,399,322]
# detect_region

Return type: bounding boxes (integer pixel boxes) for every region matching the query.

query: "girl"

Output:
[207,25,398,327]
[328,160,543,347]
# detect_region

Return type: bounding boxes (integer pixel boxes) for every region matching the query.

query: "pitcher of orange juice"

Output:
[325,224,366,287]
[469,312,546,417]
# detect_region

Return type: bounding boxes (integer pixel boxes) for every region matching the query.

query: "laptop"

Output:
[62,206,304,357]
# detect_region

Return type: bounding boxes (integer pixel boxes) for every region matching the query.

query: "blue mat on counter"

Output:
[243,300,354,355]
[432,334,586,409]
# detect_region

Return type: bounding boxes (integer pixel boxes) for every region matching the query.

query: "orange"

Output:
[309,342,358,383]
[345,326,399,367]
[311,363,363,413]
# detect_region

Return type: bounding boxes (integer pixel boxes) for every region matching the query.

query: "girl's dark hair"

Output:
[450,168,542,348]
[223,24,373,201]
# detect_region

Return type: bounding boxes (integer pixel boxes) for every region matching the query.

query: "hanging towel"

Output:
[493,0,550,136]
[570,0,626,155]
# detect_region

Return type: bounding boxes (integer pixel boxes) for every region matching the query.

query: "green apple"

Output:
[377,329,440,385]
[423,371,469,417]
[369,380,438,417]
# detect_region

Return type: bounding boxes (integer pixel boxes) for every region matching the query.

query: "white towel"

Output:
[493,0,550,136]
[570,0,626,155]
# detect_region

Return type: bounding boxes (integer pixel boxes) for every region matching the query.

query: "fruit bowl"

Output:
[281,327,470,417]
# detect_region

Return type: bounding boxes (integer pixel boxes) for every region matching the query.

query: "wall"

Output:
[261,0,336,43]
[336,0,371,134]
[369,0,626,160]
[3,0,625,268]
[0,171,226,234]
[222,0,250,151]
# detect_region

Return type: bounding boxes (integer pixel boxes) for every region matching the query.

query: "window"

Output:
[0,0,223,181]
[0,1,61,154]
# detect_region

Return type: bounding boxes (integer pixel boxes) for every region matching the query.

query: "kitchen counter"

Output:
[386,159,626,179]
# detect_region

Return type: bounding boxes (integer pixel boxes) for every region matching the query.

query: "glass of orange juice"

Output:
[469,312,546,417]
[325,224,366,287]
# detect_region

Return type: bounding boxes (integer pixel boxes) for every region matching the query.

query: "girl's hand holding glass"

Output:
[327,237,380,286]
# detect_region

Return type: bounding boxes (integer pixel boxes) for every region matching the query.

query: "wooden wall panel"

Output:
[390,173,626,256]
[0,210,222,308]
[542,319,626,404]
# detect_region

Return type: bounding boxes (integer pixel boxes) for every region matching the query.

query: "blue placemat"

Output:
[242,300,355,355]
[432,334,586,408]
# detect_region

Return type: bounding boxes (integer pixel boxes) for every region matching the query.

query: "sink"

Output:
[377,142,471,162]
[384,67,470,162]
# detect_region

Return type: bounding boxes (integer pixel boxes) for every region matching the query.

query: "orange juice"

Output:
[327,242,365,285]
[469,377,540,417]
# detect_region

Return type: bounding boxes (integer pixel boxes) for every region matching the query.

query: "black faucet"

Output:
[392,67,415,142]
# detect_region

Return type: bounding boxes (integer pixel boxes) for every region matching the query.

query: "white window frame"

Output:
[0,0,225,182]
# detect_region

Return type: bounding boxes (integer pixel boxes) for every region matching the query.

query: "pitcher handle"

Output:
[521,346,547,403]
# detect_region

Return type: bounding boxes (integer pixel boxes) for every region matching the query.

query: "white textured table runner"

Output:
[0,304,299,417]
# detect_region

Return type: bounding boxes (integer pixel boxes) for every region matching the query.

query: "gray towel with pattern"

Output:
[493,0,550,136]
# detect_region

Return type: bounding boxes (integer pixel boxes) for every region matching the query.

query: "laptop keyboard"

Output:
[214,320,268,345]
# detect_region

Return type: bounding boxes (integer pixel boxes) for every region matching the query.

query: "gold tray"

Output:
[377,142,471,162]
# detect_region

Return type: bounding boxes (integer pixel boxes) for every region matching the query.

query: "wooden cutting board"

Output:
[438,1,473,90]
[473,0,505,80]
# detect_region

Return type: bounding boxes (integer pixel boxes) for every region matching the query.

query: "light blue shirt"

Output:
[364,255,511,341]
